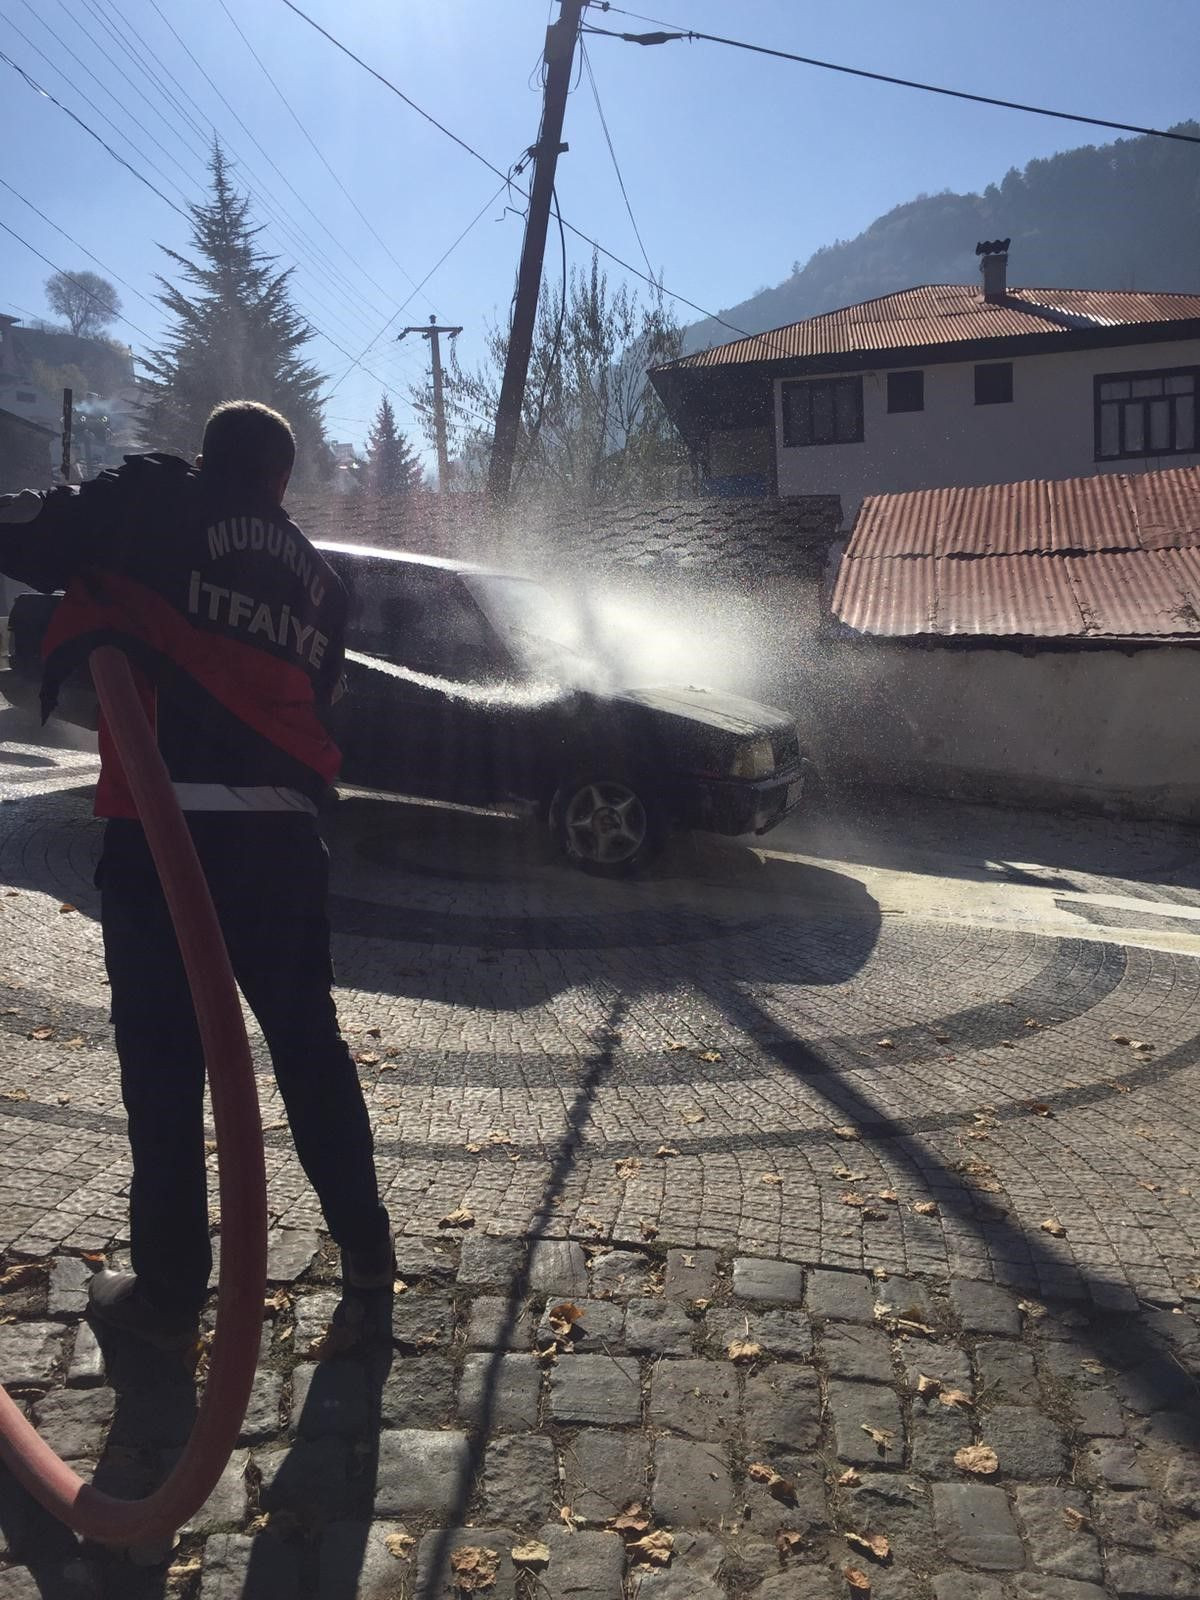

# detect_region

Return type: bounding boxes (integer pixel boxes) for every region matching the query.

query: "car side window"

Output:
[345,562,506,681]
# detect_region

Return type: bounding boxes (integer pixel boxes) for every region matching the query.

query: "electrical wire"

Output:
[579,37,654,283]
[584,7,1200,148]
[0,176,161,315]
[0,219,156,342]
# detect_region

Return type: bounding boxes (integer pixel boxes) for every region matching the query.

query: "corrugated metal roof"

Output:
[833,466,1200,641]
[662,285,1200,370]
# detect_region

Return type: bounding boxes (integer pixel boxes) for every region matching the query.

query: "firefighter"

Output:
[0,401,391,1348]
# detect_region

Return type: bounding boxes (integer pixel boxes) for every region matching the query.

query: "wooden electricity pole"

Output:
[400,315,462,491]
[487,0,586,501]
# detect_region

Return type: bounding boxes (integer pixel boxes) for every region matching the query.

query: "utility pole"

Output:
[400,314,462,492]
[488,0,586,501]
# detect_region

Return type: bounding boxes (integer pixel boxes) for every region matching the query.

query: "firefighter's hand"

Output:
[0,491,43,525]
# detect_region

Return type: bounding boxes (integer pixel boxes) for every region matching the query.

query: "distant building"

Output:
[650,244,1200,517]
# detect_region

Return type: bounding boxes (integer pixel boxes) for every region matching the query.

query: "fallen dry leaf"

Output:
[365,1026,382,1038]
[0,1088,29,1102]
[912,1201,939,1216]
[639,1220,658,1240]
[548,1302,585,1340]
[697,1050,722,1064]
[535,1343,560,1366]
[862,1207,888,1222]
[760,1172,783,1187]
[511,1540,550,1567]
[844,1566,872,1592]
[835,1167,867,1181]
[1131,1040,1155,1052]
[1136,1179,1160,1193]
[878,1190,899,1204]
[449,1545,499,1591]
[875,1038,895,1049]
[1062,1506,1089,1532]
[861,1424,895,1452]
[845,1531,891,1562]
[834,1125,861,1141]
[0,1263,41,1291]
[680,1108,706,1124]
[954,1444,999,1476]
[939,1388,974,1410]
[307,1322,360,1360]
[1018,1299,1046,1321]
[628,1530,674,1566]
[28,1026,53,1041]
[837,1467,861,1486]
[842,1192,866,1208]
[614,1157,641,1180]
[654,1145,680,1158]
[1111,1033,1131,1044]
[438,1207,476,1229]
[916,1374,941,1398]
[1024,1101,1054,1118]
[1040,1218,1067,1238]
[384,1531,415,1560]
[728,1338,764,1363]
[58,903,77,915]
[748,1462,797,1504]
[776,1529,808,1556]
[665,1039,688,1052]
[354,1051,380,1067]
[610,1502,651,1536]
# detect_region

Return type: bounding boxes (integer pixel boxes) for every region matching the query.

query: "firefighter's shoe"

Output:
[87,1270,200,1352]
[342,1237,396,1293]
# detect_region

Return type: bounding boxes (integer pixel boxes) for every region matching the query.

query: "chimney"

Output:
[975,238,1011,302]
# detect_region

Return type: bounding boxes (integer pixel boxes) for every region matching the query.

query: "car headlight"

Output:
[728,736,775,780]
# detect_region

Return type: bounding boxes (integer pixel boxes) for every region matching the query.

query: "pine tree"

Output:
[366,393,423,495]
[138,143,331,484]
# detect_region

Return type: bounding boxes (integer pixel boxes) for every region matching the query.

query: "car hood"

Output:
[611,683,794,738]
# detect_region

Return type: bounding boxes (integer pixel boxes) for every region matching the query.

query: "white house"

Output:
[650,245,1200,521]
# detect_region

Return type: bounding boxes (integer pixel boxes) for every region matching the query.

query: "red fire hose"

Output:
[0,645,267,1545]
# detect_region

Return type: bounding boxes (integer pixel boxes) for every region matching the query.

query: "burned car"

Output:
[4,543,810,875]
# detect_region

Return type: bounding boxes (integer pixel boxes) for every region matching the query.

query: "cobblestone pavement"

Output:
[5,714,1200,1594]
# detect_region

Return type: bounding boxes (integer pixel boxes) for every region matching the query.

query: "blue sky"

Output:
[2,0,1196,465]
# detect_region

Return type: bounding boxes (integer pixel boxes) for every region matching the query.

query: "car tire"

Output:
[551,772,664,877]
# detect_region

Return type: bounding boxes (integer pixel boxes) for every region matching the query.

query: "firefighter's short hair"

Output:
[201,400,296,489]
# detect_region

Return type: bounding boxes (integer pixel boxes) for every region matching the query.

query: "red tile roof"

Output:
[660,285,1200,371]
[832,466,1200,640]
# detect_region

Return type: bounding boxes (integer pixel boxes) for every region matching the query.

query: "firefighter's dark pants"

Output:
[98,814,387,1314]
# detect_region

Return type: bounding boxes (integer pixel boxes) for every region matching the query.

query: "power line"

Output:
[0,219,156,342]
[585,7,1200,148]
[214,0,433,312]
[579,37,654,282]
[0,176,161,315]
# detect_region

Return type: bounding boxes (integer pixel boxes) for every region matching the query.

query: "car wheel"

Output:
[553,774,662,876]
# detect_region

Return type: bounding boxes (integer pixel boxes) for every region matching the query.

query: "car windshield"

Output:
[467,575,586,655]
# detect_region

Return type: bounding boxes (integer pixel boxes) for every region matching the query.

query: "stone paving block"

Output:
[483,1433,556,1525]
[975,1339,1039,1403]
[741,1454,828,1537]
[239,1371,282,1442]
[633,1567,724,1600]
[898,1339,973,1395]
[986,1404,1068,1478]
[374,1429,471,1517]
[200,1531,301,1600]
[1117,1354,1196,1416]
[844,1472,932,1565]
[266,1227,319,1282]
[706,1307,812,1358]
[806,1268,875,1323]
[181,1450,249,1536]
[536,1298,624,1352]
[65,1323,103,1389]
[752,1574,839,1599]
[827,1381,904,1468]
[48,1256,89,1316]
[648,1358,739,1441]
[549,1354,641,1426]
[458,1351,540,1429]
[1039,1340,1111,1386]
[875,1275,933,1322]
[1014,1486,1102,1580]
[1091,1489,1163,1549]
[381,1358,455,1428]
[0,1321,63,1385]
[589,1249,653,1298]
[562,1428,648,1524]
[466,1297,535,1351]
[651,1436,733,1525]
[414,1526,517,1599]
[291,1360,369,1439]
[949,1281,1021,1335]
[664,1247,719,1303]
[931,1482,1024,1570]
[391,1292,453,1350]
[911,1399,974,1477]
[293,1290,344,1350]
[932,1577,1007,1600]
[458,1234,524,1289]
[1082,1436,1150,1489]
[536,1524,625,1600]
[107,1372,197,1449]
[0,1564,100,1600]
[317,1519,417,1600]
[820,1322,894,1382]
[1072,1386,1124,1437]
[732,1257,805,1304]
[1008,1579,1111,1600]
[744,1363,821,1452]
[256,1438,354,1517]
[1163,1456,1200,1516]
[529,1239,588,1298]
[394,1236,458,1282]
[1102,1552,1200,1598]
[624,1300,692,1355]
[32,1387,113,1460]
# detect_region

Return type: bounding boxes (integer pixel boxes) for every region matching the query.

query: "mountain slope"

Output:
[685,122,1200,352]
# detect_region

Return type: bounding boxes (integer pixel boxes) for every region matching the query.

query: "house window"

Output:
[781,376,863,446]
[1095,367,1197,460]
[974,363,1013,405]
[887,370,924,413]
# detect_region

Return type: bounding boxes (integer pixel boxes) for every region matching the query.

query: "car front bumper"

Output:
[678,759,813,839]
